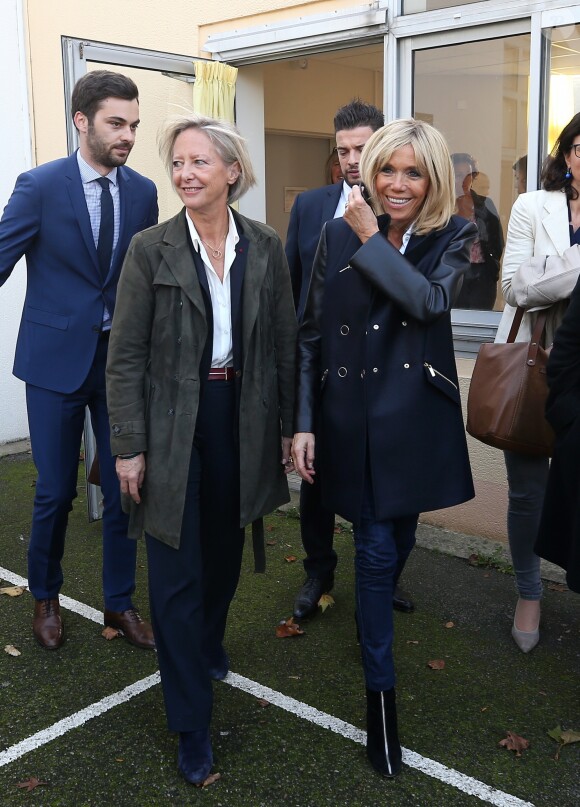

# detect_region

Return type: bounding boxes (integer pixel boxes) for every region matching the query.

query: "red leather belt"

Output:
[208,367,235,381]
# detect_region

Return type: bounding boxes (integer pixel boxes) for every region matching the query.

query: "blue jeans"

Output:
[354,482,417,691]
[504,450,547,600]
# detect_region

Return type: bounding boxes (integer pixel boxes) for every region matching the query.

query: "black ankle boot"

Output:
[366,687,402,778]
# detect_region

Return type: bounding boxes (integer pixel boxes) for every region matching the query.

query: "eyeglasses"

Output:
[572,144,580,157]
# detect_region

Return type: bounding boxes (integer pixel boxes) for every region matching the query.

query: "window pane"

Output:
[413,34,530,311]
[547,24,580,153]
[404,0,482,14]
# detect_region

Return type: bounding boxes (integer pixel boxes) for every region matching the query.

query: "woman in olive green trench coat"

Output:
[105,114,297,785]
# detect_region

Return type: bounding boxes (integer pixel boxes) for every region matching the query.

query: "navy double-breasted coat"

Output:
[295,214,477,524]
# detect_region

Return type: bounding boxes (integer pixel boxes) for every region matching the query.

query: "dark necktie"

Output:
[96,176,114,282]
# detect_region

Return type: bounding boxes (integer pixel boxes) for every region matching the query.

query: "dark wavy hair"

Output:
[541,112,580,200]
[71,70,139,127]
[333,99,384,134]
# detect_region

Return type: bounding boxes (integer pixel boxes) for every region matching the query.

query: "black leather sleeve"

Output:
[294,223,328,434]
[350,220,477,322]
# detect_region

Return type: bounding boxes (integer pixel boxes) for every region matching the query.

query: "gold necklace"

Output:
[200,233,227,259]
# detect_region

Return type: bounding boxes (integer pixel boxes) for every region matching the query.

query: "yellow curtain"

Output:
[192,61,238,122]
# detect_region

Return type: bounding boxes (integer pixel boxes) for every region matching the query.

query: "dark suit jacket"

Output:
[0,151,158,393]
[285,182,343,321]
[295,214,477,524]
[534,273,580,592]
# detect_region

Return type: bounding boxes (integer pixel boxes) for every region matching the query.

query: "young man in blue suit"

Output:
[0,71,158,650]
[286,99,415,619]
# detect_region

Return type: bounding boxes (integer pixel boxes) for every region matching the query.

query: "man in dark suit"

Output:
[0,70,158,650]
[287,99,415,619]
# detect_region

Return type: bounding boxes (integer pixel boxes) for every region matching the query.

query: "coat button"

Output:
[402,321,407,326]
[404,363,410,369]
[177,336,182,344]
[361,369,365,378]
[338,367,347,377]
[167,408,174,415]
[373,324,379,330]
[372,367,378,373]
[235,369,242,377]
[340,325,349,335]
[112,425,120,435]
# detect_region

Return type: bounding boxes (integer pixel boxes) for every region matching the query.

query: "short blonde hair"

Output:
[158,113,256,203]
[359,118,455,235]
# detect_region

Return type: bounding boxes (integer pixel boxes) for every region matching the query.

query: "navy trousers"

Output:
[299,474,337,579]
[354,479,417,691]
[146,379,245,732]
[26,335,136,610]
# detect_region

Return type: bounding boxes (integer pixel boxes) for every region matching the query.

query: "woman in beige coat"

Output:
[496,113,580,652]
[106,114,297,784]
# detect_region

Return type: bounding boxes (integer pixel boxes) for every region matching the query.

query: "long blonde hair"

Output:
[360,118,455,235]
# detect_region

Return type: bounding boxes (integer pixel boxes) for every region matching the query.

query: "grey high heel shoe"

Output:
[511,621,539,653]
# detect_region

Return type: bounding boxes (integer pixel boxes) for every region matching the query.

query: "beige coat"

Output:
[496,189,577,345]
[106,208,297,547]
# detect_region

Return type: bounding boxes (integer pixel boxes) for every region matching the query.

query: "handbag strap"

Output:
[527,310,548,367]
[506,306,525,342]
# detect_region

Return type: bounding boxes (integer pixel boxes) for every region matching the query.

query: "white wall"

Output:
[0,0,32,443]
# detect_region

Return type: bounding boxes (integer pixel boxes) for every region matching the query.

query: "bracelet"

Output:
[117,452,141,460]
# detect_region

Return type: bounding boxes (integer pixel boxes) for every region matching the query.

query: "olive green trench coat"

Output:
[106,208,297,548]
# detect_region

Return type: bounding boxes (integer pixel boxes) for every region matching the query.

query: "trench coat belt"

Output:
[208,366,235,381]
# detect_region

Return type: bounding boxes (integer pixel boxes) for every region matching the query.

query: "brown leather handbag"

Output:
[466,307,554,457]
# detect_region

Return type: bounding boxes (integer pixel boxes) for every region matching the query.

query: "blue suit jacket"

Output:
[285,182,342,321]
[0,151,158,393]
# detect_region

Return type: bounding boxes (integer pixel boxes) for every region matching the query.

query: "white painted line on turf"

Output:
[0,566,534,806]
[0,566,103,623]
[225,673,535,807]
[0,673,160,768]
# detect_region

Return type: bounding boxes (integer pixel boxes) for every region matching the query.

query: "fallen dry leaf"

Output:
[481,707,489,712]
[427,659,445,670]
[468,553,479,566]
[0,585,27,597]
[499,731,530,757]
[444,621,455,629]
[318,593,335,613]
[101,626,120,641]
[284,555,297,563]
[546,582,568,593]
[288,675,300,679]
[266,540,276,546]
[16,777,46,792]
[406,640,419,645]
[257,698,270,708]
[266,525,274,532]
[4,645,21,657]
[198,772,221,788]
[547,725,580,760]
[276,617,305,638]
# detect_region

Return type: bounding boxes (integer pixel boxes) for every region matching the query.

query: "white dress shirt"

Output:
[333,180,351,219]
[185,208,239,367]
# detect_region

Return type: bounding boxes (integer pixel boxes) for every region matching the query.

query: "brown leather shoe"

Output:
[33,598,64,650]
[104,607,155,650]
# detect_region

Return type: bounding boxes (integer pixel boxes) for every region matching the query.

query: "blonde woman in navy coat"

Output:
[292,119,476,779]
